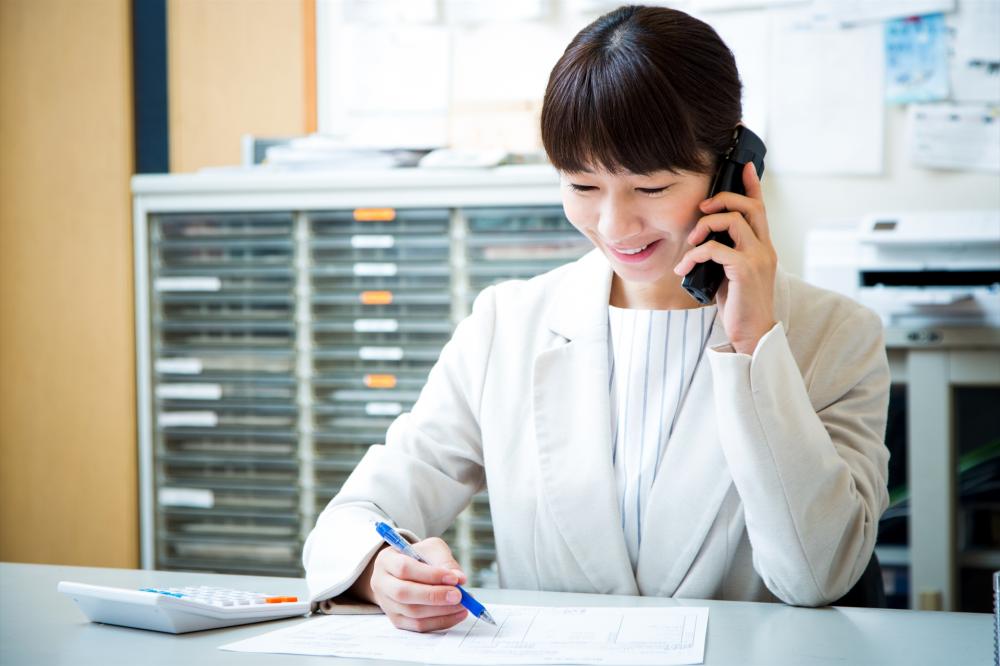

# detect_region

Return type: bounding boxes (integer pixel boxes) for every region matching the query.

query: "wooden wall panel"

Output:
[168,0,308,172]
[0,0,137,566]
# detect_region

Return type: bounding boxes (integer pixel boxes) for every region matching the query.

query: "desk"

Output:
[0,562,991,665]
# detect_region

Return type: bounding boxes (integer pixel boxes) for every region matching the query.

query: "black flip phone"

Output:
[681,125,766,305]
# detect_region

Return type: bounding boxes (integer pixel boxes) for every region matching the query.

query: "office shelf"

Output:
[134,167,578,587]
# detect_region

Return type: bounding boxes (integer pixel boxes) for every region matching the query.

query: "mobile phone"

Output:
[681,125,766,305]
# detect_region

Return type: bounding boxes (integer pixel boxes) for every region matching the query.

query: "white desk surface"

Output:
[1,562,992,665]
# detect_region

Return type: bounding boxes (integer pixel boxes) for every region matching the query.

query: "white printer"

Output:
[805,209,1000,344]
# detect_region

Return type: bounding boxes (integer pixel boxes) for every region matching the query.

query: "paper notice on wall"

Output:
[338,25,450,148]
[907,103,1000,171]
[345,0,438,23]
[766,11,885,174]
[948,0,1000,103]
[810,0,956,26]
[700,10,772,141]
[885,14,950,104]
[692,0,808,11]
[446,0,551,23]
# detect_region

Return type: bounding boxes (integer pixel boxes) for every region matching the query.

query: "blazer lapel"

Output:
[636,268,793,595]
[533,250,638,595]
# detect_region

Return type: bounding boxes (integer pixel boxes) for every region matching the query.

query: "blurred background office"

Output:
[1,0,997,614]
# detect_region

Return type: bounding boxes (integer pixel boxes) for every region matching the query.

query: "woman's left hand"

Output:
[673,161,777,355]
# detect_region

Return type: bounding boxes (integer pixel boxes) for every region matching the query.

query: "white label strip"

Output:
[155,358,203,375]
[154,276,222,292]
[159,411,218,428]
[353,263,398,277]
[354,319,399,333]
[156,383,223,400]
[158,487,215,509]
[359,346,404,361]
[365,402,403,417]
[351,235,395,249]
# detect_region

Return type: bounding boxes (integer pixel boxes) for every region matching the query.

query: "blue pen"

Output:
[374,521,496,626]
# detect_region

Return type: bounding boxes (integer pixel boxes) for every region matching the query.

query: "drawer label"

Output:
[354,319,399,333]
[154,277,222,292]
[353,263,398,277]
[351,235,395,249]
[159,411,218,428]
[359,346,404,361]
[155,358,203,375]
[366,402,403,416]
[156,383,223,400]
[159,487,215,509]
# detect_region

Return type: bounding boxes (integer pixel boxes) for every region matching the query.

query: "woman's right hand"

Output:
[351,537,470,632]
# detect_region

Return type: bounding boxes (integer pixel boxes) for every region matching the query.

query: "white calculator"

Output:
[58,581,310,634]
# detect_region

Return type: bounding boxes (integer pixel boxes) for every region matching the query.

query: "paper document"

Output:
[220,604,710,665]
[766,10,885,175]
[907,103,1000,172]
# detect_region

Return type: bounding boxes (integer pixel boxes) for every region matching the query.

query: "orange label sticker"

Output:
[360,290,393,305]
[353,208,396,222]
[364,374,398,389]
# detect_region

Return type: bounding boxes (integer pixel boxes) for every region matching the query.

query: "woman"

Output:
[303,5,890,632]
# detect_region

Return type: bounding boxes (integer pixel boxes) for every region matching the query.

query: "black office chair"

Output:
[832,552,886,608]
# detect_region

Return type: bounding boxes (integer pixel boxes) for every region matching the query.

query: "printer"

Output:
[805,209,1000,337]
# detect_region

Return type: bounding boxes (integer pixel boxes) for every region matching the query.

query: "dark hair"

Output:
[540,5,742,176]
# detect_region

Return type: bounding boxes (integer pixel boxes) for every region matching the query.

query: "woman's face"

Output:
[560,166,714,287]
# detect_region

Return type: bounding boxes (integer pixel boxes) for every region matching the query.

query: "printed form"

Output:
[220,604,709,665]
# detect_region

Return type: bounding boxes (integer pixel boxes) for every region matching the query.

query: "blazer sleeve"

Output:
[706,306,890,606]
[302,286,497,603]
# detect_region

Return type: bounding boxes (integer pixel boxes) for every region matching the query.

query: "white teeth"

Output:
[619,244,649,255]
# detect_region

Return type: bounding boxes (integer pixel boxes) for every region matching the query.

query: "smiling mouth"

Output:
[608,239,662,262]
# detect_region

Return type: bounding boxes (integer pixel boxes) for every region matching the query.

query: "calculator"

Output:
[58,581,310,634]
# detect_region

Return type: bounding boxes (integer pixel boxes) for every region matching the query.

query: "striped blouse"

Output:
[607,304,718,571]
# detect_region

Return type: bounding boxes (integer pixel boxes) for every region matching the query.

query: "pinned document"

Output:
[767,11,885,174]
[885,14,950,104]
[907,103,1000,172]
[948,0,1000,103]
[220,604,710,665]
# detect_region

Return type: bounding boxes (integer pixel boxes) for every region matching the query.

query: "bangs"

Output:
[542,46,708,176]
[540,6,742,177]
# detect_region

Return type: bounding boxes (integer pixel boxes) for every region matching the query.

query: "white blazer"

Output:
[303,249,890,607]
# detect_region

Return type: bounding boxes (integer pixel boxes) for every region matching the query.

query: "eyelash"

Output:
[568,184,669,196]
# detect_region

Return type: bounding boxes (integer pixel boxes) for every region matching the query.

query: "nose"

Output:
[596,196,644,245]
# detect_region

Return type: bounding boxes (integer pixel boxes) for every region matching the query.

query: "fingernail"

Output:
[446,590,461,603]
[451,569,465,580]
[442,574,458,585]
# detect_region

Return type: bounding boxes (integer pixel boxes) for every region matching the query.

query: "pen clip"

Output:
[374,521,427,563]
